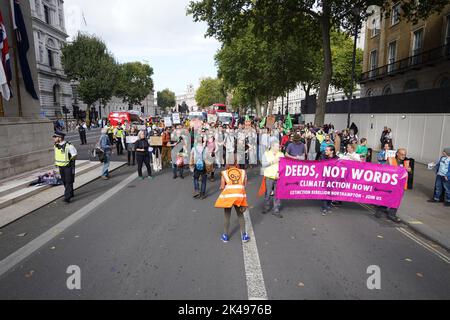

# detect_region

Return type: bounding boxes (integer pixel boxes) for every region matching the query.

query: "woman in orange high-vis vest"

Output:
[215,167,250,243]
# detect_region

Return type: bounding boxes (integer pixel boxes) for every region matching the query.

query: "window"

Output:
[411,28,424,65]
[371,16,380,37]
[404,79,419,92]
[44,5,50,24]
[383,85,392,95]
[388,41,397,73]
[369,50,378,77]
[391,3,401,26]
[47,49,54,67]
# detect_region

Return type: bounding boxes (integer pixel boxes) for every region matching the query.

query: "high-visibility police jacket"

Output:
[114,127,124,139]
[54,143,74,167]
[107,126,114,134]
[215,168,248,208]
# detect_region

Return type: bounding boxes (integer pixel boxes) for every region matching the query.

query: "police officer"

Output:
[53,131,77,203]
[114,122,125,155]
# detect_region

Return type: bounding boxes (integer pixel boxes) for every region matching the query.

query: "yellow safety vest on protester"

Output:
[54,143,73,167]
[215,168,248,208]
[264,150,284,180]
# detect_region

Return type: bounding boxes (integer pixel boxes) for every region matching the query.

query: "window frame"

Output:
[391,3,401,26]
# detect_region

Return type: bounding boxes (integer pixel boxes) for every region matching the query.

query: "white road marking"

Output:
[396,227,450,265]
[242,209,268,300]
[358,203,450,264]
[0,172,139,279]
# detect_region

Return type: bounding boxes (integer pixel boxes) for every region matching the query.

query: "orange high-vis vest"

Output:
[215,168,248,208]
[388,157,409,190]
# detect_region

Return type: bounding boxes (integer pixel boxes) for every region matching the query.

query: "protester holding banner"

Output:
[340,143,361,162]
[374,148,411,222]
[285,134,307,161]
[260,141,284,218]
[320,146,339,215]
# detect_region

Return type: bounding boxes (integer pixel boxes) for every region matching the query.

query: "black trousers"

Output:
[128,150,136,165]
[137,153,152,177]
[59,165,75,201]
[116,138,123,155]
[79,130,87,144]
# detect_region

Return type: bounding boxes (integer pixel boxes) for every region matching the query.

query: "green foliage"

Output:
[188,0,450,124]
[195,77,226,108]
[157,89,176,112]
[115,62,154,107]
[331,31,363,98]
[62,33,118,107]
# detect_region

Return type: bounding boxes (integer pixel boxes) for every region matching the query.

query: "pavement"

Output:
[369,152,450,251]
[0,165,449,299]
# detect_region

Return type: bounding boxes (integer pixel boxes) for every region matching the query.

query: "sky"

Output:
[64,0,221,95]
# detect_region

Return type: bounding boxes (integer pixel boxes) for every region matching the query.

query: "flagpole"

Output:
[8,0,22,117]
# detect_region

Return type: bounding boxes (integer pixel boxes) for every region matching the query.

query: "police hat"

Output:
[53,131,66,138]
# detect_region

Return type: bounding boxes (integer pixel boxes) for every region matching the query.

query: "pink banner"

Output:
[276,158,408,209]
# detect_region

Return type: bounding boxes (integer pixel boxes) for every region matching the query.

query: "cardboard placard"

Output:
[172,113,181,124]
[266,116,276,129]
[126,136,139,144]
[207,114,218,124]
[386,150,397,160]
[164,117,173,127]
[149,136,163,146]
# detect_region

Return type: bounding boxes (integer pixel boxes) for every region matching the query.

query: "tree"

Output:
[115,62,154,110]
[62,33,118,124]
[157,89,176,112]
[215,22,315,117]
[331,31,364,98]
[195,77,226,108]
[188,0,450,125]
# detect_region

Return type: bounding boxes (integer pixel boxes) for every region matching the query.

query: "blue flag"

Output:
[11,0,38,100]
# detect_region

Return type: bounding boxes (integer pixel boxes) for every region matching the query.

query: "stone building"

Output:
[360,4,450,97]
[30,0,73,119]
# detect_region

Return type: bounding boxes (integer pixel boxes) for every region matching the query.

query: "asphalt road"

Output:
[0,137,449,299]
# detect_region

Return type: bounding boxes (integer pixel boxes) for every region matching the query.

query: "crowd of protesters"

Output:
[87,113,448,243]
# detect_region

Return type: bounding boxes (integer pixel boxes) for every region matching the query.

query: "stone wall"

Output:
[0,117,54,179]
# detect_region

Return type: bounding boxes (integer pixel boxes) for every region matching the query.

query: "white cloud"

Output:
[64,0,220,94]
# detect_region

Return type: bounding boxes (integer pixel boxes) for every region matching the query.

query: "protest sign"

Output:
[266,116,276,129]
[207,114,217,124]
[172,113,181,124]
[276,158,408,209]
[149,136,163,146]
[125,136,139,144]
[164,117,173,127]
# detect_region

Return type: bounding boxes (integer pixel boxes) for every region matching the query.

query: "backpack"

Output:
[194,147,205,171]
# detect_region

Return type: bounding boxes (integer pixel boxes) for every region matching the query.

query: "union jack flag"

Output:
[0,10,12,100]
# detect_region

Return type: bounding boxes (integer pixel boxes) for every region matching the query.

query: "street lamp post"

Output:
[347,9,361,129]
